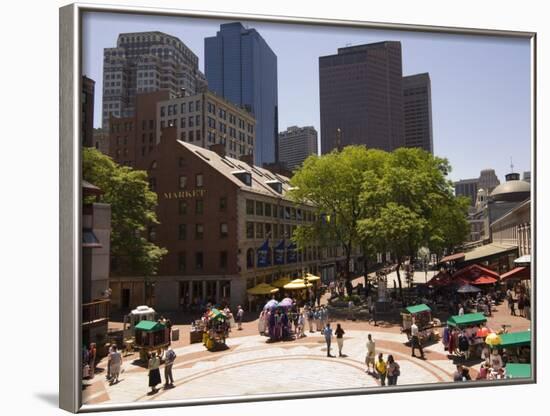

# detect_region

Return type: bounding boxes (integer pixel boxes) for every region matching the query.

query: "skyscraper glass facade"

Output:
[205,22,278,165]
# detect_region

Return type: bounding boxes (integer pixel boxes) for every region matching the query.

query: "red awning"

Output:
[427,271,452,287]
[472,275,498,285]
[501,267,530,281]
[453,264,500,280]
[440,253,465,263]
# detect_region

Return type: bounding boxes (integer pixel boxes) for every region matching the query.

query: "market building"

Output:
[109,127,356,311]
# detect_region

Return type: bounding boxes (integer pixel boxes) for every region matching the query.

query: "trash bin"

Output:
[171,328,180,342]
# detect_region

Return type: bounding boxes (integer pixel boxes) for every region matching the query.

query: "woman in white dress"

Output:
[258,310,266,335]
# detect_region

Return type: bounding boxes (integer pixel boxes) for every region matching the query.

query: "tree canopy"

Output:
[290,145,469,299]
[82,147,167,277]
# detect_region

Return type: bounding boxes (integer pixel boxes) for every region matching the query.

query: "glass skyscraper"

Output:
[205,22,278,165]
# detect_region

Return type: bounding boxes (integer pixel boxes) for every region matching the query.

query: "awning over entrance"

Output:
[501,266,531,281]
[463,242,517,263]
[514,255,531,265]
[440,252,465,263]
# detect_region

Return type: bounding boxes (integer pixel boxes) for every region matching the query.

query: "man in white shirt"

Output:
[365,334,376,373]
[410,319,425,359]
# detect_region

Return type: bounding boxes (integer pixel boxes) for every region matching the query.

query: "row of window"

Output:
[177,222,229,240]
[177,250,228,272]
[176,197,227,215]
[245,246,321,269]
[246,222,297,240]
[245,199,316,222]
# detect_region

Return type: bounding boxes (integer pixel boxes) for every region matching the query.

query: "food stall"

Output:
[401,304,440,343]
[134,320,170,362]
[505,363,531,379]
[202,308,229,351]
[497,331,531,363]
[447,312,487,328]
[123,305,156,339]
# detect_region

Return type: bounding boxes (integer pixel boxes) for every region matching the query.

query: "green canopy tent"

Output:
[405,304,432,314]
[505,363,531,379]
[447,312,487,328]
[134,320,166,332]
[498,331,531,348]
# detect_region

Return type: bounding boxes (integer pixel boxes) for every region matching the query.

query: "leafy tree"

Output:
[289,146,386,294]
[427,195,470,259]
[359,147,466,301]
[82,147,167,277]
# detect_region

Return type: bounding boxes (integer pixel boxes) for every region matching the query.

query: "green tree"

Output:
[428,195,470,259]
[359,147,466,301]
[82,147,167,277]
[289,146,386,293]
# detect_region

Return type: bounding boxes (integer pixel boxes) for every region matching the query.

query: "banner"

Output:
[287,242,297,263]
[274,240,285,265]
[257,239,270,267]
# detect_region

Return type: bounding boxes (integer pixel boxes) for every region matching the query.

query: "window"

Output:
[195,252,203,269]
[180,118,186,128]
[188,101,194,112]
[246,222,254,239]
[195,199,204,214]
[246,248,254,269]
[178,224,186,240]
[265,203,272,217]
[291,208,296,220]
[179,175,187,189]
[220,223,228,238]
[246,199,254,215]
[265,223,272,238]
[160,106,166,117]
[195,224,204,240]
[178,157,185,168]
[195,174,204,187]
[256,201,264,216]
[256,223,264,239]
[272,204,278,218]
[188,116,194,127]
[220,251,228,269]
[219,197,227,211]
[179,200,187,215]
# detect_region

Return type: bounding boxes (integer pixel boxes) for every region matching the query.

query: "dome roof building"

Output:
[490,173,530,202]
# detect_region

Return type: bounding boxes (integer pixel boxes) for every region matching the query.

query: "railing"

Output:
[82,299,110,326]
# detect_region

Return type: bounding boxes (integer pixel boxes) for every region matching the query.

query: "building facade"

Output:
[102,31,206,129]
[491,199,531,257]
[278,126,318,171]
[478,168,501,194]
[205,22,278,166]
[82,181,111,346]
[109,128,354,311]
[82,76,95,148]
[455,178,479,206]
[319,42,405,153]
[403,73,433,153]
[156,90,256,159]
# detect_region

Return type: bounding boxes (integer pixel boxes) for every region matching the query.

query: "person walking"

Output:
[88,343,97,379]
[386,355,400,386]
[517,295,525,318]
[306,305,314,333]
[410,319,425,359]
[297,311,305,338]
[164,347,176,387]
[322,323,334,357]
[335,323,345,357]
[365,334,376,374]
[108,346,122,385]
[147,352,162,393]
[375,353,387,386]
[236,305,244,330]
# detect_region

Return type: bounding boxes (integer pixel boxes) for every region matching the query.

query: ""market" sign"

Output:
[163,189,207,199]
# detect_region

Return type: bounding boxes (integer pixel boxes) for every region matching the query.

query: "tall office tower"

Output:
[205,22,278,166]
[102,31,206,130]
[278,126,318,171]
[403,73,433,154]
[454,178,479,206]
[319,41,405,154]
[478,169,501,194]
[82,76,95,147]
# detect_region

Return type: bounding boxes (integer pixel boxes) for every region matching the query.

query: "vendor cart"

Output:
[133,320,170,362]
[497,331,531,364]
[446,312,487,328]
[401,304,440,343]
[203,308,229,351]
[123,305,156,339]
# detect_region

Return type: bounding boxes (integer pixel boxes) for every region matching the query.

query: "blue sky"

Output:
[82,12,532,183]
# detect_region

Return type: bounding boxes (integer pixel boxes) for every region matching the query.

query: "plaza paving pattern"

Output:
[83,329,457,405]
